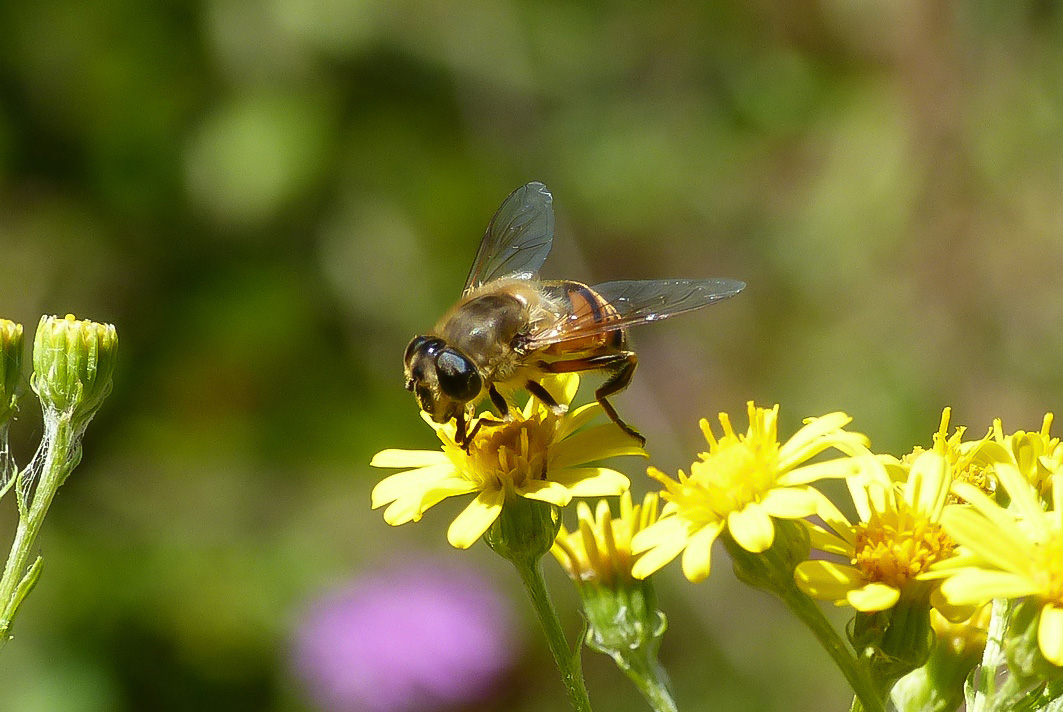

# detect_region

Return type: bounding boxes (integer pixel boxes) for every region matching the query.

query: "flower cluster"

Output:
[372,382,1063,711]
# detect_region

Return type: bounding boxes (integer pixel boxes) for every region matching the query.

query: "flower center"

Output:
[852,505,954,590]
[948,462,996,504]
[677,437,780,524]
[451,416,552,491]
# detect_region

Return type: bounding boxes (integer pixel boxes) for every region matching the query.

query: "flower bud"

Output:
[0,320,23,426]
[31,314,118,430]
[484,495,560,564]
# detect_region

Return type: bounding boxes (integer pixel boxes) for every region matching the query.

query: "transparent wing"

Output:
[463,182,554,293]
[527,278,745,347]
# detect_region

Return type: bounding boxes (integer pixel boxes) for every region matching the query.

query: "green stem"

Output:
[723,532,885,712]
[513,557,593,712]
[778,584,885,712]
[0,413,74,647]
[610,644,678,712]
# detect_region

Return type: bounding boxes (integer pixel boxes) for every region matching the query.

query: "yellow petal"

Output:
[555,402,603,440]
[550,467,630,498]
[940,506,1032,576]
[539,373,580,408]
[631,516,690,554]
[778,412,854,465]
[630,518,705,579]
[760,486,821,519]
[520,480,573,507]
[929,588,977,623]
[847,583,901,612]
[727,503,775,553]
[381,475,476,525]
[813,495,858,547]
[939,569,1037,606]
[371,464,461,508]
[905,450,949,516]
[997,463,1050,543]
[1039,604,1063,666]
[550,425,646,470]
[370,449,450,469]
[447,489,505,549]
[680,524,721,583]
[795,560,863,600]
[778,457,862,486]
[806,523,853,556]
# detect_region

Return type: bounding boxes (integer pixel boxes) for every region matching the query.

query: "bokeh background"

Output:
[1,1,1062,710]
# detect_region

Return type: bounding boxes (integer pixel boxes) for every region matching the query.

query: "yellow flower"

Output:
[992,412,1063,494]
[551,491,660,587]
[371,375,644,549]
[933,462,1063,665]
[795,450,958,612]
[923,407,1000,501]
[630,403,866,583]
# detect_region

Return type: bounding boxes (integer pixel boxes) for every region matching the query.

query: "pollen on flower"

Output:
[632,402,862,582]
[652,408,782,526]
[445,417,552,491]
[852,505,955,591]
[371,373,638,549]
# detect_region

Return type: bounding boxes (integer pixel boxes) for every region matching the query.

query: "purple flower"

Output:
[292,559,516,712]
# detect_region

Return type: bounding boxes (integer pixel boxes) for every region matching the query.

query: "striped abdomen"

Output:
[538,280,626,358]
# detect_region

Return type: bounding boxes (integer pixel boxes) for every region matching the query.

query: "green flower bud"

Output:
[30,314,118,431]
[0,320,23,426]
[484,494,560,565]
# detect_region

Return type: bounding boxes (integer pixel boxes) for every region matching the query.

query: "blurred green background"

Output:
[1,0,1062,710]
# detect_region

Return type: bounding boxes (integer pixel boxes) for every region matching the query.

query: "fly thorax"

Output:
[440,293,529,372]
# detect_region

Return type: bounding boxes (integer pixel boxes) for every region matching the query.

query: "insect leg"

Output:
[488,385,510,418]
[536,352,645,445]
[593,352,643,446]
[462,417,485,450]
[525,380,565,414]
[455,411,469,447]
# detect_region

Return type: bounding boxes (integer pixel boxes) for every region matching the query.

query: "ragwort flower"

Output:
[918,407,1000,502]
[552,491,661,587]
[991,412,1063,495]
[371,375,643,549]
[551,492,674,710]
[934,462,1063,665]
[795,450,958,613]
[630,402,866,583]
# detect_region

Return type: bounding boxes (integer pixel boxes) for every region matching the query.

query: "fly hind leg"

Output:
[537,352,645,446]
[593,352,644,446]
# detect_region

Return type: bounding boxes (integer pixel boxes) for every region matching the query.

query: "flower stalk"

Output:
[0,315,117,649]
[581,582,675,712]
[723,523,886,712]
[551,493,676,711]
[514,556,594,712]
[486,493,593,712]
[0,411,76,647]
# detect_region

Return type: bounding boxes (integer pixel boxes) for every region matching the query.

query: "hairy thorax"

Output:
[435,279,558,384]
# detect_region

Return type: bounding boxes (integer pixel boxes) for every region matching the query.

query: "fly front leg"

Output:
[455,410,470,448]
[537,352,644,445]
[525,380,565,414]
[488,384,510,418]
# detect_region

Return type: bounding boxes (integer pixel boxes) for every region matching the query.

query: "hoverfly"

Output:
[404,182,744,447]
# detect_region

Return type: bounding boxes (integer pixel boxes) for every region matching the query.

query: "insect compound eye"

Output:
[405,335,443,364]
[435,348,482,402]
